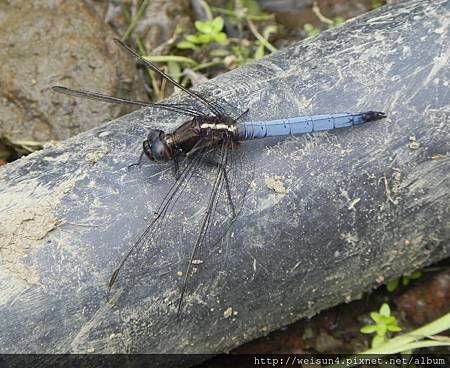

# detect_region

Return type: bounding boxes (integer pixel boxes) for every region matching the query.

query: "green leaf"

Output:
[384,316,397,325]
[197,34,213,44]
[370,0,384,9]
[333,16,345,26]
[167,61,181,83]
[176,41,198,50]
[304,23,320,38]
[186,34,200,43]
[254,44,264,60]
[387,278,399,292]
[240,0,264,17]
[371,312,381,323]
[380,303,391,317]
[195,20,209,33]
[360,325,377,334]
[214,32,228,44]
[262,25,277,39]
[211,16,224,33]
[387,325,402,332]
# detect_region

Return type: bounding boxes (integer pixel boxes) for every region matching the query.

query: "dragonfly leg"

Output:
[223,167,236,218]
[201,158,236,218]
[236,108,250,121]
[127,150,145,170]
[172,157,181,180]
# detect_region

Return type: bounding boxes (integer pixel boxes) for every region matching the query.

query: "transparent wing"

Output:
[175,139,254,314]
[107,139,254,315]
[114,38,227,118]
[107,150,203,295]
[52,86,204,117]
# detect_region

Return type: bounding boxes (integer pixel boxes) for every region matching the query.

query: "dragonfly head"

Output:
[143,129,173,161]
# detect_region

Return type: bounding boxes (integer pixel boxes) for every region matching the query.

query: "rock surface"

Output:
[0,0,142,142]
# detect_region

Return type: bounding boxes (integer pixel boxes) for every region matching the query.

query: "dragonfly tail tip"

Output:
[364,111,387,122]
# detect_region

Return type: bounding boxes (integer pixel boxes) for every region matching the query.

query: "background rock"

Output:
[0,0,143,142]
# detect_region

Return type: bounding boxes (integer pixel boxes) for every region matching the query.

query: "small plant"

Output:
[333,16,345,26]
[328,312,450,368]
[170,1,277,80]
[386,271,422,292]
[360,303,402,348]
[119,0,278,99]
[304,5,346,39]
[370,0,386,10]
[224,24,277,67]
[177,16,228,51]
[254,25,277,59]
[304,23,321,38]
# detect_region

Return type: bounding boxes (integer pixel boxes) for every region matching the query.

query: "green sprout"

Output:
[305,2,347,39]
[131,0,277,99]
[304,23,321,38]
[327,312,450,367]
[370,0,386,10]
[303,16,343,39]
[386,271,422,292]
[360,303,402,348]
[177,16,228,51]
[254,25,277,59]
[333,16,345,26]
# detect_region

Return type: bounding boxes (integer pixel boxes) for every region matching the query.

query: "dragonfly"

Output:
[53,38,386,315]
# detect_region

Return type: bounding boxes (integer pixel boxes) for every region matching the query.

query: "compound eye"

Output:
[144,129,172,161]
[147,129,164,142]
[152,141,170,161]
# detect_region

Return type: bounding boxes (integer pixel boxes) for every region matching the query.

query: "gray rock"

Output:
[0,0,142,142]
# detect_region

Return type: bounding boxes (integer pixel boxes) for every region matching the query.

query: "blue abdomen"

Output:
[237,111,385,141]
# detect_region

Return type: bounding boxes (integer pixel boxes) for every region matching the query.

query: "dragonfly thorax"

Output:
[143,116,238,163]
